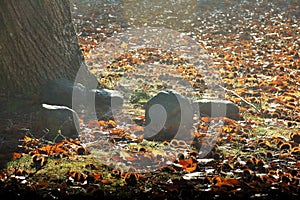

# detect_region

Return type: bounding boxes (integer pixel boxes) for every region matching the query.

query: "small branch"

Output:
[218,85,261,112]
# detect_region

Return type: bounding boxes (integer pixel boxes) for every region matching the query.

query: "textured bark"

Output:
[0,0,85,95]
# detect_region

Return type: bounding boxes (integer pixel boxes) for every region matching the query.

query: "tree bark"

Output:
[0,0,86,95]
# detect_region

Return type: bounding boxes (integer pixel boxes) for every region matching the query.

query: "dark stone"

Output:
[38,104,79,141]
[40,79,124,120]
[86,89,123,120]
[144,91,194,141]
[40,78,86,111]
[92,89,123,109]
[194,99,239,120]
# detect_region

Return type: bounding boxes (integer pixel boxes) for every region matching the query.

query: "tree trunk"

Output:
[0,0,87,95]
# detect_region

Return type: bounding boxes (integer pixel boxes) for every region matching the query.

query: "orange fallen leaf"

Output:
[185,163,197,173]
[110,128,124,135]
[101,179,111,184]
[90,172,102,181]
[201,117,211,123]
[12,152,23,160]
[24,135,33,142]
[239,107,247,112]
[0,171,5,179]
[178,157,198,173]
[107,120,117,128]
[98,120,107,127]
[126,156,137,161]
[112,155,123,162]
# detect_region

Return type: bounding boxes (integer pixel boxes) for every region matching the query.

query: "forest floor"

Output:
[0,0,300,199]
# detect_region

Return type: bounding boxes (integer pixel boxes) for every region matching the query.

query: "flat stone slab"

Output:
[194,99,239,120]
[38,104,79,142]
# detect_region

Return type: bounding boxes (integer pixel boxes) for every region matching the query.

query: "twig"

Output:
[217,85,261,112]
